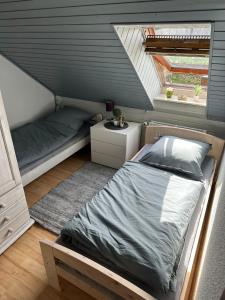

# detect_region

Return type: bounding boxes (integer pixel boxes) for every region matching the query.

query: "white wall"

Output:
[153,98,206,118]
[0,55,55,129]
[59,96,225,139]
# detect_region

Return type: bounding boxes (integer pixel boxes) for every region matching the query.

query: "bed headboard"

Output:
[143,125,224,164]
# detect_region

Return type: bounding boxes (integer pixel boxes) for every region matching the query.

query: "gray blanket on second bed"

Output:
[11,119,85,169]
[61,161,204,294]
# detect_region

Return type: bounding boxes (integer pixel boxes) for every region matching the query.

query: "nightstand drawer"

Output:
[91,121,141,169]
[91,140,125,159]
[92,151,124,169]
[91,127,126,147]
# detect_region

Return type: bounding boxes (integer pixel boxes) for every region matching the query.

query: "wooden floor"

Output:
[0,146,95,300]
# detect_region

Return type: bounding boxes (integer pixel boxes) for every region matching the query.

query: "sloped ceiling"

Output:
[0,0,157,110]
[0,0,225,119]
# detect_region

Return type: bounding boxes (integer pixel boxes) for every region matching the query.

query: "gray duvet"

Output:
[61,161,204,294]
[11,119,84,168]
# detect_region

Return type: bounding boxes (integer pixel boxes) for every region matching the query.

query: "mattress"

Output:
[136,145,214,299]
[20,123,90,175]
[61,146,214,297]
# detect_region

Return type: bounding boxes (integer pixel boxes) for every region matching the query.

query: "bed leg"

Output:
[40,240,61,292]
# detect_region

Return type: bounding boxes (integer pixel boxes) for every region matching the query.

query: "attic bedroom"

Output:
[0,1,225,300]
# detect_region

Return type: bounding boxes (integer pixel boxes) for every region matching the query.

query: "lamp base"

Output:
[105,111,113,121]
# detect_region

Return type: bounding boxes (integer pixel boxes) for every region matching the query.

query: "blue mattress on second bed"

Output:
[11,107,91,169]
[61,158,212,296]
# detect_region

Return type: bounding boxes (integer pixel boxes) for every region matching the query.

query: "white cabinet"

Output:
[0,111,20,197]
[91,121,141,169]
[0,91,33,254]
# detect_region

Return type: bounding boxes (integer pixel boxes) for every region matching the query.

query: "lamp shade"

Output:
[105,100,114,112]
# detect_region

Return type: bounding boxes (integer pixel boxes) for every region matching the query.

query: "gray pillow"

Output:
[140,135,211,180]
[45,106,92,130]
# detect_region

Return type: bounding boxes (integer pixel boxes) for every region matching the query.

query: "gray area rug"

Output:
[29,162,116,234]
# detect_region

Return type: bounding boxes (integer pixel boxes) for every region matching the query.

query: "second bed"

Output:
[11,106,91,186]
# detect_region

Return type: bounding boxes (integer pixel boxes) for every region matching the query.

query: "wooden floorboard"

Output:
[0,146,94,300]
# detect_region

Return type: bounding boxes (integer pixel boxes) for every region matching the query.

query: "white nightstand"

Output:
[91,120,142,169]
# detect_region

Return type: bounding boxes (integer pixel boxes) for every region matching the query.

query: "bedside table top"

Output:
[92,120,141,136]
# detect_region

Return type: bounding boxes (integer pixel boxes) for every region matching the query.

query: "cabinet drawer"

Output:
[91,139,125,159]
[0,198,27,230]
[91,127,126,147]
[0,210,30,245]
[92,151,124,169]
[0,185,25,215]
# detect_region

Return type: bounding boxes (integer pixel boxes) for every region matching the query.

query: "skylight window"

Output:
[143,23,211,107]
[115,22,212,117]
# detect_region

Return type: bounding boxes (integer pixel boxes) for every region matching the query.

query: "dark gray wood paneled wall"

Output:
[208,22,225,121]
[0,0,224,119]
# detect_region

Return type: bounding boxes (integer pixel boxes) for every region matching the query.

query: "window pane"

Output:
[167,73,203,85]
[166,56,209,68]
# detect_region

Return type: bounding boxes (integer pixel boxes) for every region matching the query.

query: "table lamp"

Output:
[105,100,114,120]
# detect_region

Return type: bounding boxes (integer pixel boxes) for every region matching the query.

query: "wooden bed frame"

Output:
[40,125,224,300]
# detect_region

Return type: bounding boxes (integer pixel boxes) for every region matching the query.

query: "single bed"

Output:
[11,106,91,186]
[40,125,224,300]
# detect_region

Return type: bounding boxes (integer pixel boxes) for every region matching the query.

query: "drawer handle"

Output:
[0,216,10,226]
[5,228,13,237]
[0,203,6,209]
[3,216,10,223]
